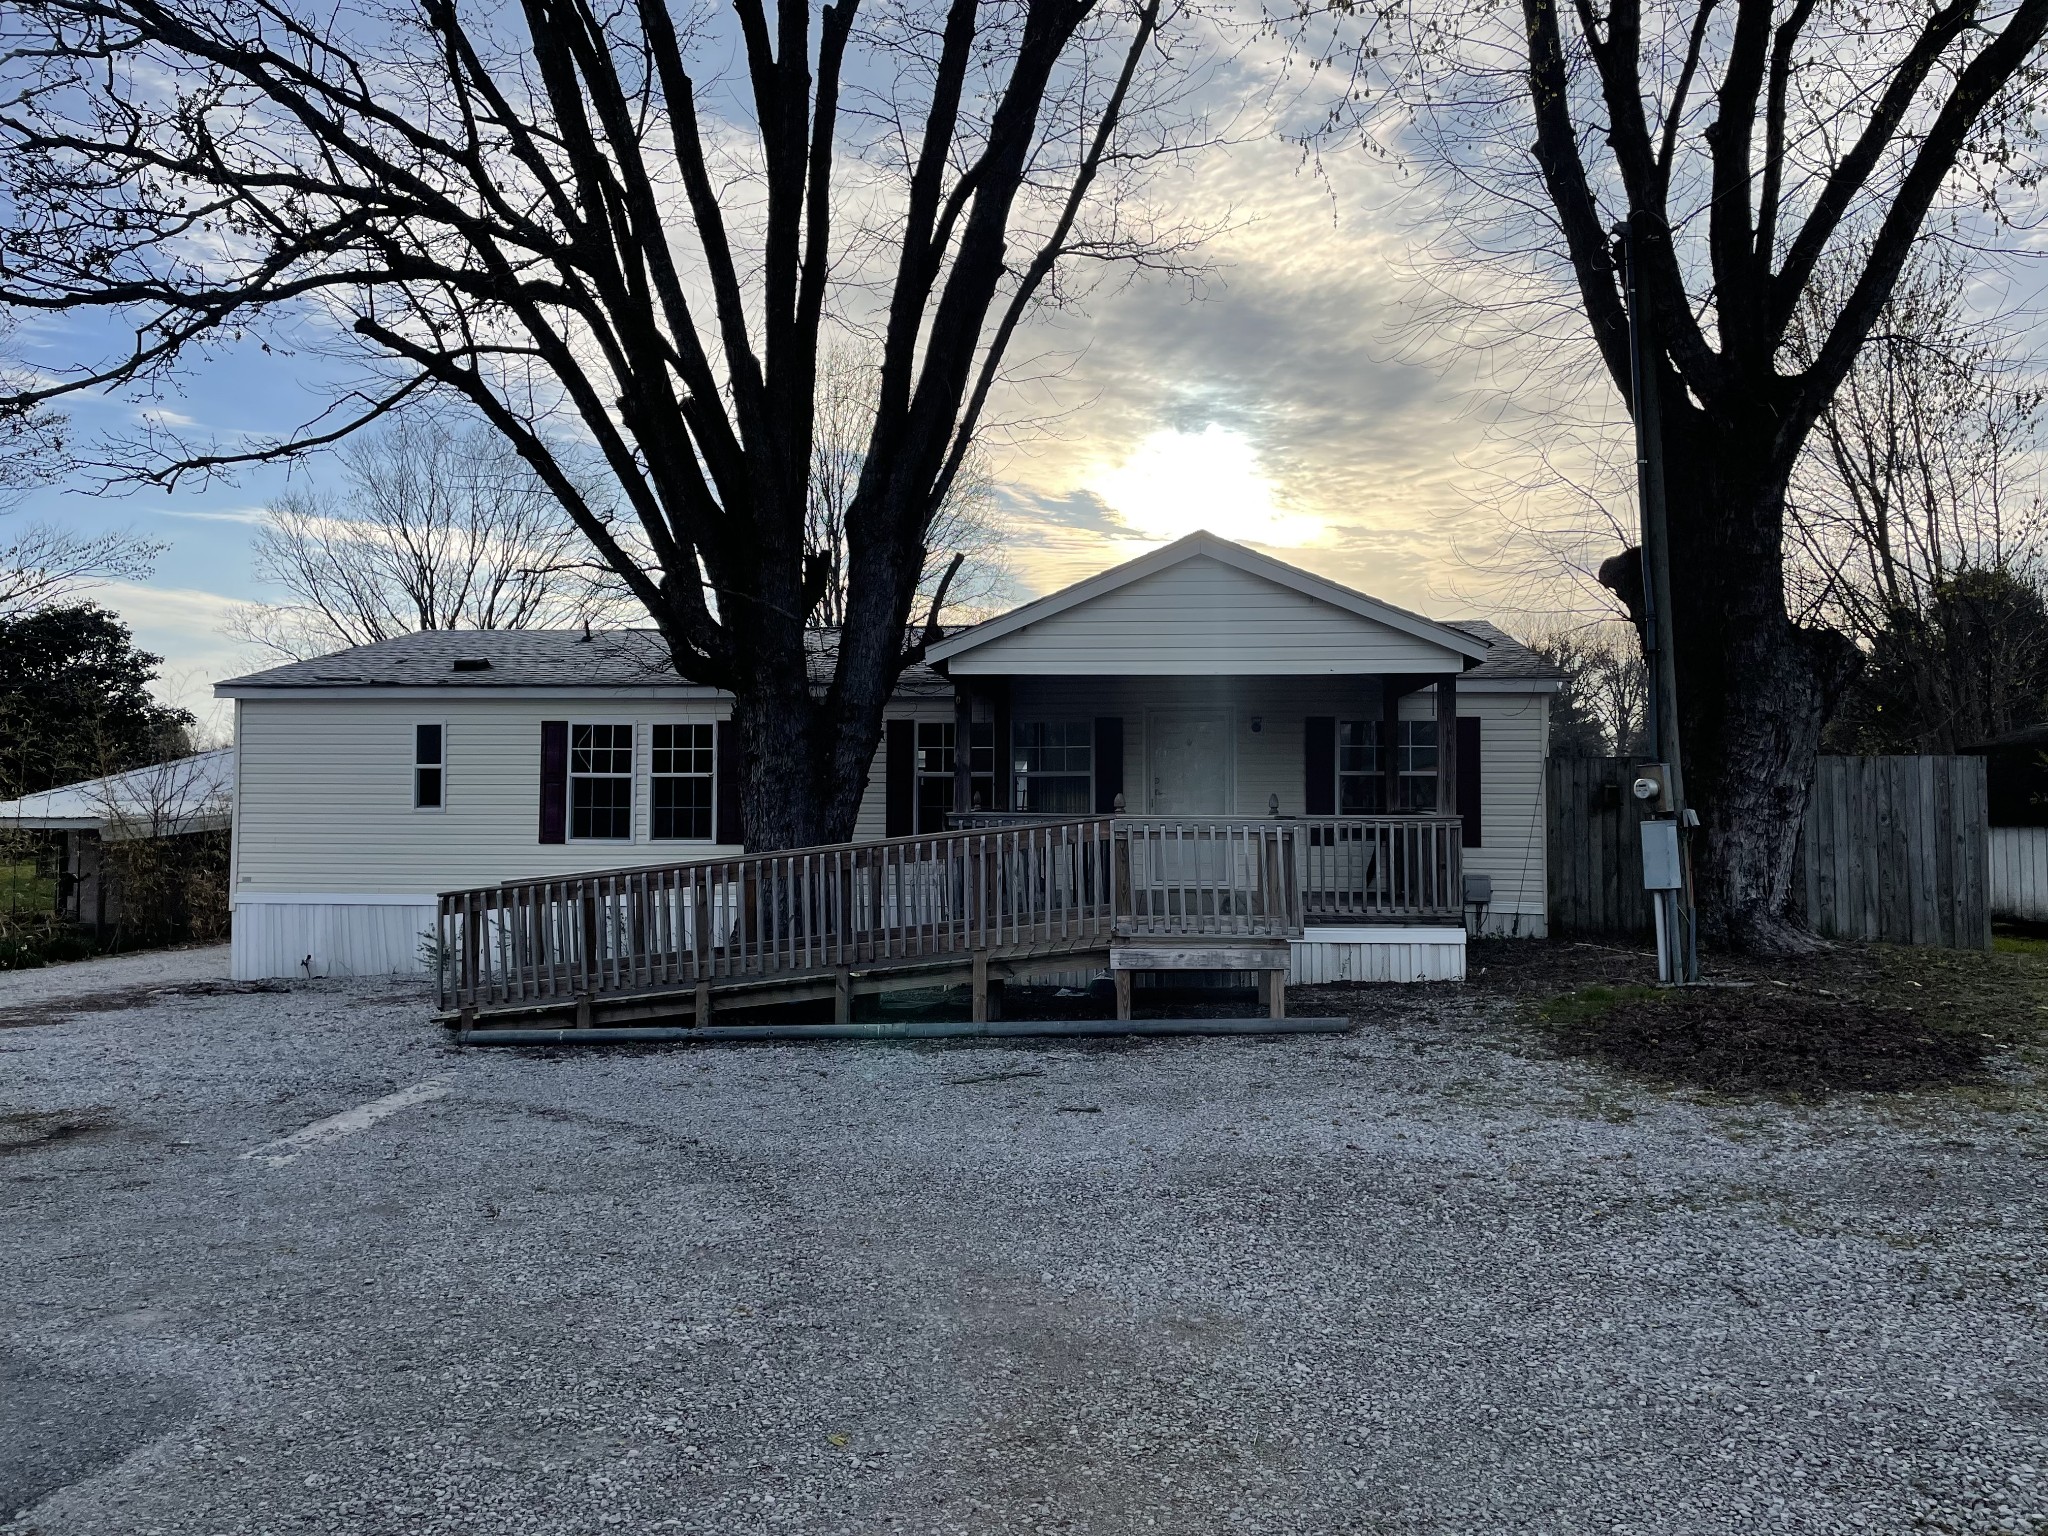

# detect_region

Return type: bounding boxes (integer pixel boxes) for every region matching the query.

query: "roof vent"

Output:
[451,657,493,673]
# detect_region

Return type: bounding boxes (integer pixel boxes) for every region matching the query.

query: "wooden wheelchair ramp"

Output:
[436,816,1306,1029]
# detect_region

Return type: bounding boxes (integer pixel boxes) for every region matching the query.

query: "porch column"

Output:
[1436,672,1458,815]
[952,682,974,816]
[1381,677,1407,812]
[990,679,1013,810]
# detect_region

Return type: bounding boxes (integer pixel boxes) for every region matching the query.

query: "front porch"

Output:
[948,808,1473,983]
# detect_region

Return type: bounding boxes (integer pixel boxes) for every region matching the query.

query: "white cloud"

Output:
[92,580,265,734]
[154,506,271,526]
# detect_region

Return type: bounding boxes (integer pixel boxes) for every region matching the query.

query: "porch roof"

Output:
[0,749,234,840]
[929,531,1498,678]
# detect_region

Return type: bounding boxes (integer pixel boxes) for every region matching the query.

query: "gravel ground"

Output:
[4,949,2047,1535]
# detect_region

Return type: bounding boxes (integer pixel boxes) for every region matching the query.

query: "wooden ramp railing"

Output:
[437,816,1305,1017]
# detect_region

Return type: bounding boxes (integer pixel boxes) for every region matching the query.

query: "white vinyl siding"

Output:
[1447,690,1550,936]
[229,681,1548,932]
[232,696,736,895]
[947,555,1469,677]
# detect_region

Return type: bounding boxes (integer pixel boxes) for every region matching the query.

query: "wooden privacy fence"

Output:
[1546,758,1654,940]
[438,815,1309,1015]
[1799,755,1990,949]
[1547,755,1991,950]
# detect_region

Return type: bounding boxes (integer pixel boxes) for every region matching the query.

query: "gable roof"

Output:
[926,531,1494,668]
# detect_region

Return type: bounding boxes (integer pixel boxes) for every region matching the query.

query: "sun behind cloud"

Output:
[1085,424,1326,551]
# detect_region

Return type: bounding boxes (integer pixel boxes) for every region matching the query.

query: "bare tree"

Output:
[230,415,619,660]
[1530,624,1646,757]
[803,344,1012,631]
[1787,242,2048,643]
[0,324,161,616]
[0,0,1205,850]
[1785,241,2048,750]
[1315,0,2048,949]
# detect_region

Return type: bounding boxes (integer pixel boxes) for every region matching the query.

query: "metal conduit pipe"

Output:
[455,1017,1349,1047]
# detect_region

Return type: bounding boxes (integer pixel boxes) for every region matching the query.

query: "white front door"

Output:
[1147,712,1230,815]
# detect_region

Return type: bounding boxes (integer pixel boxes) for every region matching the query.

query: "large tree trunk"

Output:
[1660,405,1861,953]
[682,510,927,856]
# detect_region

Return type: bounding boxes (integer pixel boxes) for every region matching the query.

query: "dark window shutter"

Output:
[1093,717,1124,813]
[538,720,568,844]
[1304,716,1336,815]
[715,719,744,846]
[885,719,914,837]
[1456,715,1482,847]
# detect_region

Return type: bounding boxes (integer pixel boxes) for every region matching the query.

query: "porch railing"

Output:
[952,812,1465,926]
[437,815,1305,1013]
[1294,815,1462,923]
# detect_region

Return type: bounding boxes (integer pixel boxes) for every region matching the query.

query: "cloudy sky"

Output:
[5,23,1634,735]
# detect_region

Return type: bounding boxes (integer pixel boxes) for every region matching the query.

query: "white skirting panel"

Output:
[1991,827,2048,921]
[231,894,438,981]
[1289,926,1467,984]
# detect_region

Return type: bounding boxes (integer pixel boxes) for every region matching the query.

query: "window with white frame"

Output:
[651,723,715,840]
[570,723,634,840]
[916,720,995,830]
[1011,719,1092,814]
[1335,720,1439,812]
[414,723,444,809]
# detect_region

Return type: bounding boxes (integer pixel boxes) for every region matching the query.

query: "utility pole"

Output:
[1615,214,1701,983]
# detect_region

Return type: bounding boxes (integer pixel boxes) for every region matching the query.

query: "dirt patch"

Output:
[1535,984,2000,1098]
[0,977,287,1029]
[0,1107,119,1155]
[157,979,290,997]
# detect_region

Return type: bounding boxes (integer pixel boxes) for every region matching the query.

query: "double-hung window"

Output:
[916,721,995,829]
[414,724,444,809]
[1335,720,1439,812]
[651,723,715,841]
[570,723,634,840]
[1396,720,1439,811]
[1011,720,1092,814]
[1336,720,1379,813]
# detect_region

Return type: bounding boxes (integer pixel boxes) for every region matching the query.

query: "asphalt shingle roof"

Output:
[1444,620,1564,681]
[216,629,954,693]
[218,617,1560,693]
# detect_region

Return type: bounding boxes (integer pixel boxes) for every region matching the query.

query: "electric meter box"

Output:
[1640,818,1682,891]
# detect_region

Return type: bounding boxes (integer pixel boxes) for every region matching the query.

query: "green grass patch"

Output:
[0,859,55,915]
[1993,931,2048,958]
[1538,984,1669,1026]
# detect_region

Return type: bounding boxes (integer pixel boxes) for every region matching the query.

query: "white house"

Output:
[0,748,236,932]
[216,532,1560,986]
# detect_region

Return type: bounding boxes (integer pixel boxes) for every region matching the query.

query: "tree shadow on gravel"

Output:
[1535,985,1999,1098]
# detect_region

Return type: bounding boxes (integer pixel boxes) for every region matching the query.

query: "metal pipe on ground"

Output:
[455,1017,1349,1047]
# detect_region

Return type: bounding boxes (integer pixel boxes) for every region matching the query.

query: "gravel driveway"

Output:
[3,949,2046,1535]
